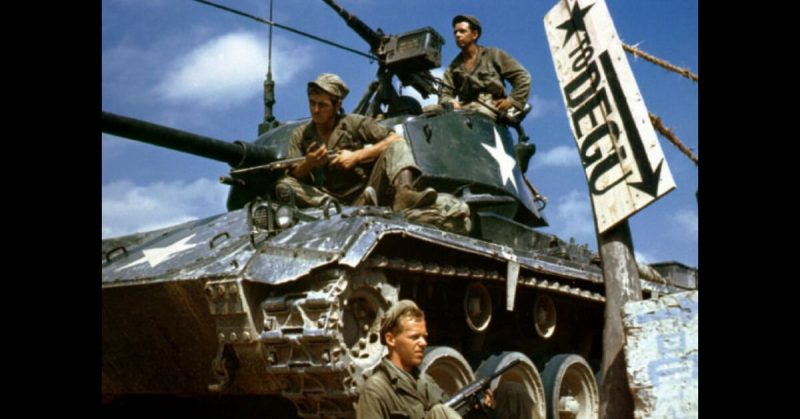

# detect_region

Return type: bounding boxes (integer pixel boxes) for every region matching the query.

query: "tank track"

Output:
[206,268,395,418]
[258,270,366,418]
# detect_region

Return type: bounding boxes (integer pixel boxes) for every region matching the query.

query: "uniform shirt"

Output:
[440,46,531,111]
[357,357,450,419]
[287,113,392,197]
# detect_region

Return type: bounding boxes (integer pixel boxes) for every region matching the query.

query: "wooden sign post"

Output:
[544,0,677,416]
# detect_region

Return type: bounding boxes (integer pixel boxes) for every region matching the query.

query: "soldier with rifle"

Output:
[357,300,500,419]
[357,300,461,419]
[276,73,438,211]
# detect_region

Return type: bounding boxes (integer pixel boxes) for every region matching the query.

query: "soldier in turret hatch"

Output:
[439,15,531,120]
[276,73,438,211]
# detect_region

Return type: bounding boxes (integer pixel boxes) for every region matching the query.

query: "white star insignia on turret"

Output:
[116,233,199,271]
[482,128,518,191]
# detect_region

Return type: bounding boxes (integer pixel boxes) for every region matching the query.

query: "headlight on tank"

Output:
[250,203,272,230]
[276,205,296,229]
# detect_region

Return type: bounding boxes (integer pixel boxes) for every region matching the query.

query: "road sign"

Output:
[544,0,676,233]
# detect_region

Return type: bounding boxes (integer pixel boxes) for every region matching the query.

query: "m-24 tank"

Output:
[101,1,695,417]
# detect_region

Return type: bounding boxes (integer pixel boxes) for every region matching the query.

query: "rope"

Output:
[649,113,698,166]
[637,262,668,285]
[622,43,698,82]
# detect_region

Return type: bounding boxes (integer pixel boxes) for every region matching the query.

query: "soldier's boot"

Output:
[392,169,437,211]
[352,186,378,206]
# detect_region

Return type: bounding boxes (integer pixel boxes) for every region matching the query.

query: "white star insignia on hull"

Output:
[117,233,199,271]
[482,128,518,191]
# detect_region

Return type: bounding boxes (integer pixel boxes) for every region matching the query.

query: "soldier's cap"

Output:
[379,300,424,345]
[308,73,349,100]
[452,15,481,32]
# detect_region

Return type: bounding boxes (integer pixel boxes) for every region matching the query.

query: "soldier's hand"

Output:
[483,389,495,409]
[494,98,513,112]
[305,143,329,169]
[330,149,359,170]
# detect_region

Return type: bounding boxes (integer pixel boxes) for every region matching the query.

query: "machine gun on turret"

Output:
[321,0,444,116]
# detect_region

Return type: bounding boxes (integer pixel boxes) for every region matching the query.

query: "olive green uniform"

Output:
[439,46,531,118]
[278,113,419,207]
[357,357,461,419]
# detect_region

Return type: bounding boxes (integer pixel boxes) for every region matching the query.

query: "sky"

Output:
[102,0,698,268]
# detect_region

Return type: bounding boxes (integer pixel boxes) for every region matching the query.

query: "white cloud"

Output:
[102,178,229,238]
[545,190,595,245]
[634,250,658,264]
[670,208,698,238]
[536,145,580,168]
[528,95,559,119]
[104,35,201,109]
[155,32,313,108]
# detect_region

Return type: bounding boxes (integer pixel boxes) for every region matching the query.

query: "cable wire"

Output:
[191,0,376,61]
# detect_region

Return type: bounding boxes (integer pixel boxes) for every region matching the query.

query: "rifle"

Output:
[443,358,522,412]
[229,151,338,175]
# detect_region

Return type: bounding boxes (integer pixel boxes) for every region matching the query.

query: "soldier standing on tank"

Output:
[357,300,464,419]
[277,73,437,211]
[439,15,531,120]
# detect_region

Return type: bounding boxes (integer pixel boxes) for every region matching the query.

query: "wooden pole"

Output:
[598,220,641,419]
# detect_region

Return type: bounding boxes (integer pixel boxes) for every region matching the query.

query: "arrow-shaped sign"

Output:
[598,51,662,197]
[545,0,676,233]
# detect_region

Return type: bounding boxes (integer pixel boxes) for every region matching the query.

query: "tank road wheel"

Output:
[533,294,557,339]
[420,346,475,397]
[464,282,493,332]
[475,352,546,419]
[541,354,599,419]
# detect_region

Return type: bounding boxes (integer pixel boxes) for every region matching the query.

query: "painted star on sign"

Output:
[117,233,199,271]
[482,128,518,192]
[557,1,594,46]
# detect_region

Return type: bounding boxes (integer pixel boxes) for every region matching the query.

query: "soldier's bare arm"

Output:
[330,132,403,170]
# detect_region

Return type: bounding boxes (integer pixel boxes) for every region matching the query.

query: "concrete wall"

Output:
[622,291,698,418]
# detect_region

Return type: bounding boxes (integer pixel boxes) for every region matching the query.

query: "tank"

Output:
[101,1,696,417]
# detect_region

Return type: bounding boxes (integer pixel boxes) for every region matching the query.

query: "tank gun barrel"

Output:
[321,0,383,53]
[101,111,275,168]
